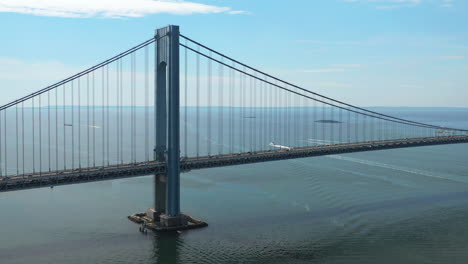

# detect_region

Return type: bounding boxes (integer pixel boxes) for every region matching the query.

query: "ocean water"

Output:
[0,107,468,263]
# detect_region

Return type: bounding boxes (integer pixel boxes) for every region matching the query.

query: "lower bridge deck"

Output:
[1,135,468,192]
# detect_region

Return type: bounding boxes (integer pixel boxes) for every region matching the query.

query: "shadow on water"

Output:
[150,232,182,264]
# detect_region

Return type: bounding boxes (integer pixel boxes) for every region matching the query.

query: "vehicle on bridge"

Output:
[269,142,292,151]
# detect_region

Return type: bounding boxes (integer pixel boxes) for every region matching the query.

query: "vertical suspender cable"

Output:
[196,46,200,158]
[87,74,90,169]
[48,92,50,171]
[39,95,42,174]
[271,82,274,148]
[78,78,81,169]
[242,67,246,151]
[71,81,74,169]
[273,82,277,145]
[313,96,317,145]
[378,115,383,140]
[55,89,58,171]
[294,88,298,147]
[339,106,343,144]
[250,75,253,151]
[63,85,66,170]
[131,53,134,163]
[116,62,119,165]
[0,111,2,176]
[120,60,124,164]
[276,81,279,146]
[145,47,149,161]
[16,104,18,175]
[322,102,325,144]
[22,103,25,175]
[288,87,291,146]
[207,51,212,156]
[230,62,234,154]
[134,52,137,162]
[304,95,308,147]
[239,67,245,152]
[281,83,284,145]
[102,67,105,166]
[252,74,255,151]
[219,58,223,155]
[330,102,334,144]
[32,101,36,174]
[266,78,269,149]
[261,75,264,150]
[363,115,366,143]
[107,65,110,165]
[130,53,133,163]
[348,108,351,143]
[133,53,137,162]
[4,110,7,175]
[119,59,122,164]
[184,43,188,157]
[355,112,358,143]
[93,72,96,166]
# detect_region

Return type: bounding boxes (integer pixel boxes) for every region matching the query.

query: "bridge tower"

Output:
[152,25,186,227]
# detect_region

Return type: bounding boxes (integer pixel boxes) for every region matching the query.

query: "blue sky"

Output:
[0,0,467,107]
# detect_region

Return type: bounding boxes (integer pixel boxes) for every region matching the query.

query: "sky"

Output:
[0,0,467,107]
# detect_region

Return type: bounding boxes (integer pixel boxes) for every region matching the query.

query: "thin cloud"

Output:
[343,0,421,3]
[0,0,243,18]
[297,68,346,73]
[342,0,455,9]
[332,64,362,68]
[228,10,251,15]
[438,56,465,60]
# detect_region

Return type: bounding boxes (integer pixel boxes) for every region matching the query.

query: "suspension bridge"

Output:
[1,25,467,229]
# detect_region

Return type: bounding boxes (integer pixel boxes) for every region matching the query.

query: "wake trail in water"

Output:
[328,155,468,184]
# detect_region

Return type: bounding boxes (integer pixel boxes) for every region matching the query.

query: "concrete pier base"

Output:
[128,208,207,232]
[160,214,188,227]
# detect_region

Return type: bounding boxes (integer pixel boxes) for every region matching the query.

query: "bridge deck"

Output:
[1,135,468,192]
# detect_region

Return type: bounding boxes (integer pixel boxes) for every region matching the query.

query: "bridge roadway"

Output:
[1,135,468,192]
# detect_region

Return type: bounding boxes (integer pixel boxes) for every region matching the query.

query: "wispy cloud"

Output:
[297,40,362,46]
[442,0,454,6]
[343,0,455,9]
[343,0,421,4]
[0,57,82,104]
[332,64,362,68]
[0,57,77,82]
[0,0,245,18]
[400,84,423,89]
[297,64,362,73]
[438,55,465,60]
[297,68,346,73]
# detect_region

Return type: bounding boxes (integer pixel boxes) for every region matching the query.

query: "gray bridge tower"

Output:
[153,25,185,227]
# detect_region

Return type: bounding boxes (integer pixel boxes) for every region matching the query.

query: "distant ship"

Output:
[315,120,342,124]
[269,142,292,151]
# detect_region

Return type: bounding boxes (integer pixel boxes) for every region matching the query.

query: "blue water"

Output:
[0,107,468,263]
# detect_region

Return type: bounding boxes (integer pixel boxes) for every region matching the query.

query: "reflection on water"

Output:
[151,233,181,264]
